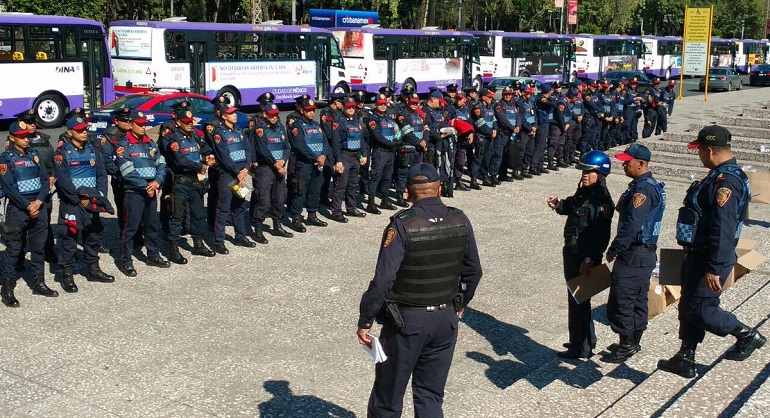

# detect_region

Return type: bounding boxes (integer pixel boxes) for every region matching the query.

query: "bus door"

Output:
[460,40,474,89]
[188,42,206,95]
[313,35,331,101]
[79,30,110,108]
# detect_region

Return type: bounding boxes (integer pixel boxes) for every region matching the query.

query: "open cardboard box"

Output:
[647,279,683,319]
[566,264,611,304]
[658,239,768,292]
[746,171,770,205]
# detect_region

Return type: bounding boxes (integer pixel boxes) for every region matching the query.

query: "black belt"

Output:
[628,244,657,252]
[174,174,199,186]
[341,149,360,156]
[399,303,449,312]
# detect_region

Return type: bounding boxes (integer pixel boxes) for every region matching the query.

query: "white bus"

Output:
[640,36,682,80]
[470,31,573,84]
[572,34,643,81]
[109,19,349,105]
[332,26,482,94]
[0,13,113,127]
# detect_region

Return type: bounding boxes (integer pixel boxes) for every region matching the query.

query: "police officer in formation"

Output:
[470,88,497,188]
[548,150,614,359]
[114,110,171,277]
[250,102,293,242]
[395,92,426,205]
[102,107,132,233]
[659,125,765,378]
[604,143,665,363]
[423,91,453,194]
[448,92,474,189]
[364,94,397,214]
[517,85,538,178]
[288,98,330,233]
[656,81,676,135]
[494,86,523,181]
[330,96,368,222]
[54,116,115,293]
[165,107,216,260]
[623,78,644,143]
[357,162,482,417]
[1,121,58,306]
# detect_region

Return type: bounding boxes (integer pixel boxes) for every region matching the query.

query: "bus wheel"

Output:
[519,71,530,78]
[472,76,482,91]
[333,82,350,94]
[402,78,417,94]
[216,87,241,107]
[34,94,65,129]
[665,68,672,80]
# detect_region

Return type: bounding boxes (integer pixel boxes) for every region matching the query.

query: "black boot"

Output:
[520,170,533,179]
[492,175,501,185]
[633,330,644,349]
[395,194,408,208]
[59,267,78,293]
[291,216,307,233]
[482,176,495,187]
[1,279,19,307]
[252,225,269,244]
[346,208,366,218]
[605,335,639,363]
[86,263,115,283]
[146,255,172,268]
[547,161,559,171]
[658,342,697,378]
[306,212,328,227]
[365,195,381,215]
[191,237,216,257]
[168,242,188,264]
[470,178,482,190]
[379,198,396,211]
[725,322,767,361]
[31,275,59,297]
[455,181,470,191]
[271,218,294,238]
[528,168,541,176]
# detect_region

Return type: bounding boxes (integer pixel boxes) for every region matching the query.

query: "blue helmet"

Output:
[576,150,611,175]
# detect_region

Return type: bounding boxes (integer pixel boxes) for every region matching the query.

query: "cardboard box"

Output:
[648,281,682,320]
[657,239,768,288]
[746,171,770,205]
[566,264,612,304]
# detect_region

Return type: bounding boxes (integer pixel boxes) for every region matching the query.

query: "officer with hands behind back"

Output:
[548,150,615,359]
[658,126,765,378]
[357,162,482,418]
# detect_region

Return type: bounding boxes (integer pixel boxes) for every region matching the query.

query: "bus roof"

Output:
[331,26,474,37]
[468,31,571,40]
[111,20,333,34]
[641,35,683,41]
[0,13,104,29]
[573,34,643,41]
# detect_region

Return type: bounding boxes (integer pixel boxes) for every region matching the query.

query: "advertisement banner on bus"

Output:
[110,27,153,59]
[309,9,378,28]
[206,61,317,102]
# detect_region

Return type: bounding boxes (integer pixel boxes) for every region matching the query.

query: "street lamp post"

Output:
[740,19,745,39]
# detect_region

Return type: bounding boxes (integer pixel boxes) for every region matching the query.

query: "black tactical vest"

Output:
[388,207,468,306]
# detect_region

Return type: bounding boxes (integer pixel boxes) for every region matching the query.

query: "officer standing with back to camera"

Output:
[53,116,115,293]
[1,121,59,307]
[658,126,765,379]
[114,110,172,277]
[357,162,483,418]
[250,103,293,242]
[12,109,57,265]
[604,143,665,363]
[548,151,614,359]
[165,107,217,261]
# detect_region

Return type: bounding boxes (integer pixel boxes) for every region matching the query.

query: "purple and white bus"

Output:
[332,26,482,94]
[471,31,573,84]
[0,13,114,128]
[710,38,736,69]
[640,36,682,79]
[735,39,767,73]
[109,19,348,105]
[572,34,643,81]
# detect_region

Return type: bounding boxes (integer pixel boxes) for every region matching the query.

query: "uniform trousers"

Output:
[250,165,287,223]
[2,202,48,279]
[120,190,162,267]
[607,250,657,337]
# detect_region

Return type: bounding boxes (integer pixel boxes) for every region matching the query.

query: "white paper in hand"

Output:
[362,333,388,363]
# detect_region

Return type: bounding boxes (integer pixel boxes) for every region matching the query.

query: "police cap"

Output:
[14,108,37,123]
[445,83,458,93]
[175,108,194,123]
[378,86,394,97]
[406,162,440,186]
[66,116,89,131]
[113,108,132,122]
[8,121,31,137]
[688,125,732,150]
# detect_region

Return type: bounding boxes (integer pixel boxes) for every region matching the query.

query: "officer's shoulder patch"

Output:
[89,158,95,167]
[632,192,646,208]
[321,115,327,123]
[214,134,221,144]
[33,155,39,165]
[397,115,404,122]
[332,122,339,130]
[287,118,295,126]
[383,227,397,248]
[170,142,180,152]
[54,155,63,166]
[0,163,7,176]
[116,147,125,158]
[473,108,481,116]
[368,120,376,129]
[495,105,502,112]
[205,124,214,134]
[291,127,298,136]
[716,187,732,207]
[100,137,107,145]
[255,128,264,137]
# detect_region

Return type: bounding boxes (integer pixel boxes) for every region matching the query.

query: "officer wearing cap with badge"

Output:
[471,88,498,188]
[364,94,398,214]
[205,97,229,228]
[548,150,615,359]
[357,162,482,418]
[251,92,277,129]
[564,88,584,165]
[250,103,293,243]
[210,103,256,252]
[516,85,537,179]
[287,98,330,233]
[165,107,217,260]
[114,110,172,277]
[463,87,479,107]
[447,92,475,189]
[11,109,57,265]
[319,93,345,207]
[423,90,455,196]
[659,125,765,378]
[57,108,99,151]
[395,92,427,205]
[53,116,115,293]
[494,85,523,181]
[158,101,190,148]
[604,143,665,363]
[0,121,58,307]
[330,96,368,223]
[102,107,133,233]
[622,78,644,142]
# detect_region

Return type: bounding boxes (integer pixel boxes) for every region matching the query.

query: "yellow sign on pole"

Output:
[679,6,715,101]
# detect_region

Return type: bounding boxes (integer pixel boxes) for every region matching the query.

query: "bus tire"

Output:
[665,68,672,80]
[216,86,241,107]
[518,71,530,77]
[33,93,66,129]
[472,76,483,91]
[333,82,350,95]
[402,78,416,94]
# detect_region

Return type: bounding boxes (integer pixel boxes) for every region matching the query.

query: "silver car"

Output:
[699,67,743,92]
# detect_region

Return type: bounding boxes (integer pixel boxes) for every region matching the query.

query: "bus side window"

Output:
[0,26,25,61]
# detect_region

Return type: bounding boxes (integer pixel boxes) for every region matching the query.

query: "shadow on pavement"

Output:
[258,380,357,418]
